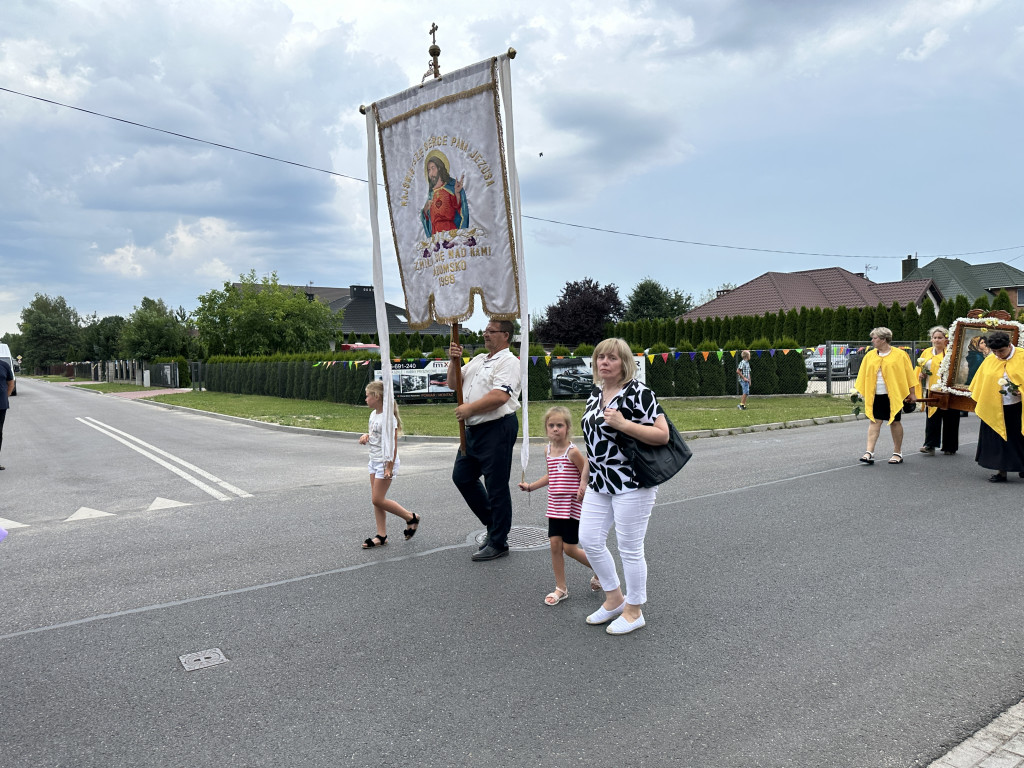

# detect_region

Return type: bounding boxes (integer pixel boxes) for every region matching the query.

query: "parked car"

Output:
[554,369,594,393]
[339,343,380,354]
[804,345,864,380]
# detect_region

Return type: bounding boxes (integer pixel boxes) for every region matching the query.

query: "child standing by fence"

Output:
[518,406,595,605]
[737,350,751,410]
[359,380,420,548]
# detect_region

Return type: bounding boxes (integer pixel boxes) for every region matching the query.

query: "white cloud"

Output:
[899,28,951,61]
[98,243,150,277]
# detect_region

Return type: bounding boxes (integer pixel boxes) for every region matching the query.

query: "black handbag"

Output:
[616,414,692,487]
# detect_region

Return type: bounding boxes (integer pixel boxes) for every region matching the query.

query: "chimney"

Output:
[902,254,918,279]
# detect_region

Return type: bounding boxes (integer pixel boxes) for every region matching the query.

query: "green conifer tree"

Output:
[992,289,1014,314]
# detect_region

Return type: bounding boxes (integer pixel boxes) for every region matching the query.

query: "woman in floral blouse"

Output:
[579,337,668,636]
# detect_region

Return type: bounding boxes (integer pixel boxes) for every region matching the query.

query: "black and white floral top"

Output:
[582,378,665,494]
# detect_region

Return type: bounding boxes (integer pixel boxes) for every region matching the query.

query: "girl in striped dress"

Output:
[519,406,594,605]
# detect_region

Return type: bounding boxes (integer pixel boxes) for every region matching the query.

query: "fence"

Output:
[807,340,928,395]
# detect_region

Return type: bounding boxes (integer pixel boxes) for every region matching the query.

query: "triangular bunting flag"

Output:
[756,350,763,357]
[701,351,710,361]
[716,351,723,361]
[782,349,791,355]
[661,353,669,362]
[530,356,538,364]
[689,352,696,360]
[545,356,551,364]
[769,349,776,357]
[647,355,655,363]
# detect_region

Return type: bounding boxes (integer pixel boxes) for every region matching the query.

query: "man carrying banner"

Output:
[448,320,521,561]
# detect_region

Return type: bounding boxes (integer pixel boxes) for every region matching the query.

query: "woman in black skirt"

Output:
[969,331,1024,482]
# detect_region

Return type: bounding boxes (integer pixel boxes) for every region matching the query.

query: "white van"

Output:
[0,342,17,396]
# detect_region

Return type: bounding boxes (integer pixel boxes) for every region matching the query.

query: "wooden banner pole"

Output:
[452,322,467,454]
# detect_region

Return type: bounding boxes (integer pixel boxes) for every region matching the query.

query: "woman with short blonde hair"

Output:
[853,327,917,465]
[915,325,959,455]
[579,338,667,635]
[590,337,635,385]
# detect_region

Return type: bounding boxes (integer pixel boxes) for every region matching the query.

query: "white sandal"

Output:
[544,588,569,606]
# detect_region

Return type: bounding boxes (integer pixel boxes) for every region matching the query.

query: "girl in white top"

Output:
[519,406,594,606]
[358,380,420,548]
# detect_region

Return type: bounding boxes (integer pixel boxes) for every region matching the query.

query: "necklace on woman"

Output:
[601,385,620,409]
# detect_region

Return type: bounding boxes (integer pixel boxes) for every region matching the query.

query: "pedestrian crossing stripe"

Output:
[65,507,115,521]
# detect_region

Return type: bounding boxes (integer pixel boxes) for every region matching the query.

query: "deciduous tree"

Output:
[18,293,82,370]
[194,271,343,356]
[532,278,625,346]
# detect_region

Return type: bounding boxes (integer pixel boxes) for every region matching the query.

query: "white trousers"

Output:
[579,486,657,606]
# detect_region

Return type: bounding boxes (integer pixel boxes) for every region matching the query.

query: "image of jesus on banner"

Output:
[420,150,469,237]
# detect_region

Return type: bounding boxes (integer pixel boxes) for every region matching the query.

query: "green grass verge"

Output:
[23,375,76,383]
[73,382,157,393]
[147,391,851,437]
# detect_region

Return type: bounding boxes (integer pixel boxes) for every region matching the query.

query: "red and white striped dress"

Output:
[546,443,582,521]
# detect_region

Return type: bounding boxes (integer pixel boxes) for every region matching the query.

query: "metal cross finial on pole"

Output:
[422,23,442,82]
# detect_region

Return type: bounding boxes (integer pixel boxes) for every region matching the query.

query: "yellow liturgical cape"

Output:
[969,348,1024,441]
[914,347,944,418]
[854,348,916,424]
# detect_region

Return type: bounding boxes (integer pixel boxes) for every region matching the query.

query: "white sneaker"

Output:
[607,614,646,635]
[586,601,625,625]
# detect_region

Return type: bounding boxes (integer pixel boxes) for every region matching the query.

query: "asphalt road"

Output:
[2,379,1022,767]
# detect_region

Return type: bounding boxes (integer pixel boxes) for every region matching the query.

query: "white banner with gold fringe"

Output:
[367,56,520,329]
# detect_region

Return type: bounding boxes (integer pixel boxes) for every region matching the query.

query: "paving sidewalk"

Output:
[930,702,1024,767]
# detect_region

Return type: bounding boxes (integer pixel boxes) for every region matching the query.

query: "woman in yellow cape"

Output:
[969,330,1024,482]
[853,326,917,465]
[913,325,960,456]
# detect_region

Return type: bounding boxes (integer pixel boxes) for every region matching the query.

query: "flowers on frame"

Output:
[935,315,1024,396]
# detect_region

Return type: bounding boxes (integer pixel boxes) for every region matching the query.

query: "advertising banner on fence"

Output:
[374,360,456,403]
[548,355,645,395]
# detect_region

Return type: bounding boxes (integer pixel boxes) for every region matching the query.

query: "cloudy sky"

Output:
[2,0,1022,338]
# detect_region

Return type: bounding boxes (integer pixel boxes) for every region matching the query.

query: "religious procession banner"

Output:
[367,56,520,328]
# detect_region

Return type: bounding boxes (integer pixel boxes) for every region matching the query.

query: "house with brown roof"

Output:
[681,267,941,321]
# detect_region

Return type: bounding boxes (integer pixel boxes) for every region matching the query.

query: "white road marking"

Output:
[147,497,190,511]
[0,517,29,529]
[82,417,252,498]
[66,507,115,521]
[0,540,473,642]
[76,418,231,501]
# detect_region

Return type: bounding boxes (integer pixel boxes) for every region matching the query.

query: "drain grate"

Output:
[179,648,228,671]
[472,525,549,551]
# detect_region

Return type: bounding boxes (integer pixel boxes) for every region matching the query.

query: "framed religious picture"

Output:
[930,311,1024,411]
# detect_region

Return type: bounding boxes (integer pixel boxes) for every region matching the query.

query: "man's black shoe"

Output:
[471,544,509,561]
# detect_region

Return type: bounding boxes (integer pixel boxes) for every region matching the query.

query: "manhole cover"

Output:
[179,648,228,671]
[470,525,549,551]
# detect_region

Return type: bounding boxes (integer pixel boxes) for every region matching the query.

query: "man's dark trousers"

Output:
[452,413,518,550]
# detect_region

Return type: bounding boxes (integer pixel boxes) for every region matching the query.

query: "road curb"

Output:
[138,397,871,445]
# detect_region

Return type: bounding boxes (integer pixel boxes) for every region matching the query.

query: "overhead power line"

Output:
[3,85,1021,261]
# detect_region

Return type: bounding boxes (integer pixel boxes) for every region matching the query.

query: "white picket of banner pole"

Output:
[499,56,530,473]
[366,110,395,463]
